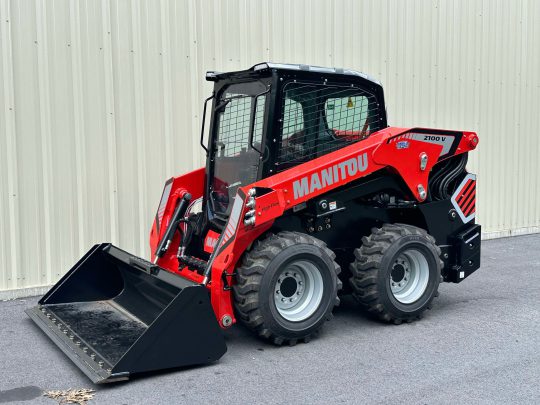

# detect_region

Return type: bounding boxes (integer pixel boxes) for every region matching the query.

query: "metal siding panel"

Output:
[101,0,119,246]
[0,0,539,293]
[10,0,42,288]
[129,0,148,254]
[47,0,79,279]
[35,0,54,285]
[110,0,139,255]
[0,0,20,291]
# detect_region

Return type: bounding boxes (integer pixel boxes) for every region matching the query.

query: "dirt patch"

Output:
[43,389,95,405]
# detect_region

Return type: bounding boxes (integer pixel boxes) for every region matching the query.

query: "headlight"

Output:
[186,197,203,216]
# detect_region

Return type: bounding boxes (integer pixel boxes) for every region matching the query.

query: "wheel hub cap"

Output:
[391,264,406,283]
[279,276,298,297]
[274,260,323,322]
[390,249,430,304]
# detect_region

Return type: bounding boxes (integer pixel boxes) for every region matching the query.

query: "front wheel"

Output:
[233,232,341,345]
[349,224,442,324]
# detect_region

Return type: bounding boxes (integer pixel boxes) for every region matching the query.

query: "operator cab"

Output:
[202,62,388,225]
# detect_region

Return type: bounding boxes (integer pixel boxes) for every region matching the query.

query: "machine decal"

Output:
[219,193,244,248]
[204,230,220,253]
[451,173,477,223]
[409,133,455,156]
[293,152,369,199]
[390,132,456,157]
[396,140,410,149]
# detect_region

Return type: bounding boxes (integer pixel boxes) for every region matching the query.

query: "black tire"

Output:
[349,223,443,324]
[233,231,342,345]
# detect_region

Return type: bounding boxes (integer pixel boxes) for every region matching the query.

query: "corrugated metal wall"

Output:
[1,0,539,295]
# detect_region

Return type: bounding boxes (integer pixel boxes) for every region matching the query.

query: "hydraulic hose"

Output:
[153,192,192,263]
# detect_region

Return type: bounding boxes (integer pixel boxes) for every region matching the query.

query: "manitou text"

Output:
[293,153,369,199]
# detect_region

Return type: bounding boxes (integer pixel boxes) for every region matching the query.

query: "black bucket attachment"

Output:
[26,244,227,383]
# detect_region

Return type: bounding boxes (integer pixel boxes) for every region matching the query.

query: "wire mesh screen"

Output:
[277,82,382,171]
[210,87,266,216]
[216,94,265,157]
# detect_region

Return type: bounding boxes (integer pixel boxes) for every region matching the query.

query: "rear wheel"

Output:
[349,224,442,324]
[233,232,341,345]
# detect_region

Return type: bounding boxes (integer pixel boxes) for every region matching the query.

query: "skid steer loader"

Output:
[27,62,481,383]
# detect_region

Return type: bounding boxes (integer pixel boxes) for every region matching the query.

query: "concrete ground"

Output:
[0,234,539,405]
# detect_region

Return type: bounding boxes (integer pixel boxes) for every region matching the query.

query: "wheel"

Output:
[349,223,442,324]
[233,231,341,345]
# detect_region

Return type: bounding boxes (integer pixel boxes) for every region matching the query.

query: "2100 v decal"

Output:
[423,135,445,141]
[392,132,456,157]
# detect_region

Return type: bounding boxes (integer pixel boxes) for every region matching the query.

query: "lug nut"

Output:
[221,315,233,328]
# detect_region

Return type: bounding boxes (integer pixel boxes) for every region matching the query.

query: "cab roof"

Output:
[206,62,382,86]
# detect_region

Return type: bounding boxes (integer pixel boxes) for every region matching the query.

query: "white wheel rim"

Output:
[390,248,430,304]
[274,260,324,322]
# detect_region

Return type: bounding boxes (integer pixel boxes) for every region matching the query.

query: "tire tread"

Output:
[349,223,443,324]
[233,231,341,346]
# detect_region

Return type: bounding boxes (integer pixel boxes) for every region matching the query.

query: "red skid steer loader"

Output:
[27,63,481,383]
